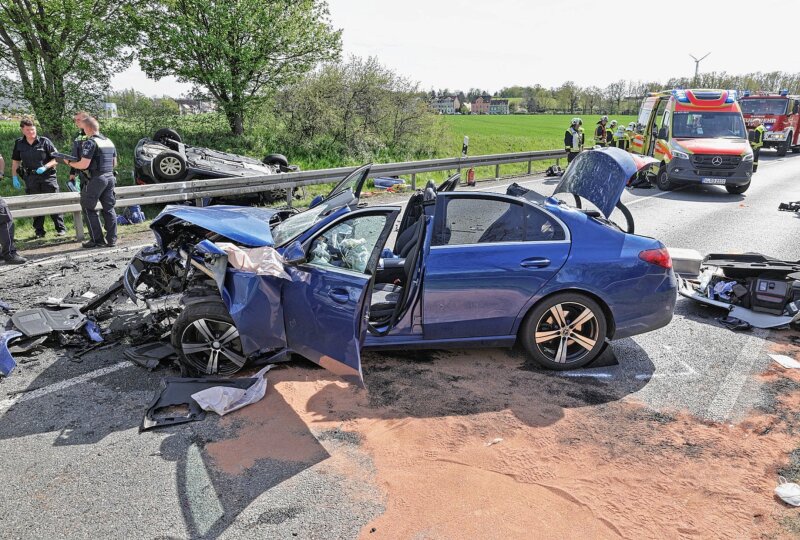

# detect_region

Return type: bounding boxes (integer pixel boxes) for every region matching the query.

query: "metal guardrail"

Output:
[4,149,566,240]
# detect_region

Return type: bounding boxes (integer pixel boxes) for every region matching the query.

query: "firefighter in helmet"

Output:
[564,117,584,163]
[749,118,765,173]
[594,116,609,147]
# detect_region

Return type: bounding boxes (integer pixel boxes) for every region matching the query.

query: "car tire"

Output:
[777,134,791,157]
[656,166,674,191]
[726,182,750,195]
[152,150,187,182]
[172,300,248,377]
[153,128,182,144]
[263,153,289,168]
[520,292,607,371]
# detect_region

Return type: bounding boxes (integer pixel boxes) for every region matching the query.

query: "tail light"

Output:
[639,247,672,269]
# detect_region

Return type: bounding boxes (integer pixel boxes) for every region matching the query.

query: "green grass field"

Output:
[0,113,636,245]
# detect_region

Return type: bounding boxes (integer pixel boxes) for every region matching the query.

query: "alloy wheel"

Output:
[159,156,183,176]
[180,318,246,375]
[534,301,600,364]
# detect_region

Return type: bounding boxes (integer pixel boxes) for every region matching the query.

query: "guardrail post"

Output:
[73,211,84,241]
[286,189,293,207]
[495,164,500,179]
[556,158,561,167]
[195,198,204,207]
[411,173,416,190]
[527,160,532,175]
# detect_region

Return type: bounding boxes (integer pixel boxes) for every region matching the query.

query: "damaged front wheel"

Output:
[172,301,248,376]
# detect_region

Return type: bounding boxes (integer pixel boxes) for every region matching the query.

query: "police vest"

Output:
[88,135,116,175]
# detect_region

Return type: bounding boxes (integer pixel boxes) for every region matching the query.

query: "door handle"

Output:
[328,288,350,304]
[520,257,550,268]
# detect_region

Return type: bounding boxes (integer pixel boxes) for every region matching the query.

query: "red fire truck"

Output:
[740,91,800,156]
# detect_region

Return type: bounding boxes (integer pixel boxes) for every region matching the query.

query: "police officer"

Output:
[68,111,90,192]
[64,116,117,248]
[11,118,66,238]
[0,152,26,264]
[594,115,609,147]
[564,117,583,163]
[749,118,765,173]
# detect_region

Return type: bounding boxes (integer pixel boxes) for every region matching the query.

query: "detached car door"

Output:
[423,193,571,340]
[282,207,400,385]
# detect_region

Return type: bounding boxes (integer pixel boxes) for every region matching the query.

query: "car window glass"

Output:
[526,206,565,241]
[436,198,524,245]
[307,214,388,274]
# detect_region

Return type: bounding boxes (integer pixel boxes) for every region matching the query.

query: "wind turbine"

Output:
[690,52,711,84]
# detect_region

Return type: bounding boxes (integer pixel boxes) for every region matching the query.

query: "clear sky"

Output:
[111,0,800,96]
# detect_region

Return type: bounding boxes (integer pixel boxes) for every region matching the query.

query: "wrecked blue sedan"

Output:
[122,148,677,384]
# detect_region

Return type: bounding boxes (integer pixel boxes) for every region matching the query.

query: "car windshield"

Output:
[671,112,747,139]
[272,201,340,247]
[740,98,788,116]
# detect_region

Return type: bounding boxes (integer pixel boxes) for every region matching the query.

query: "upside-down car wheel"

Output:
[520,292,607,370]
[172,301,248,376]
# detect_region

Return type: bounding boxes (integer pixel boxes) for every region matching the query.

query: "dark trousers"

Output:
[0,198,17,257]
[81,173,117,244]
[567,151,579,163]
[752,147,760,172]
[25,177,65,235]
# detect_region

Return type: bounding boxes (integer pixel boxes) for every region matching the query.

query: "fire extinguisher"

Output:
[467,167,475,186]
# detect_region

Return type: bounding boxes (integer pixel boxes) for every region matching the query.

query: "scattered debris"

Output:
[769,354,800,369]
[191,365,272,416]
[10,307,86,337]
[141,374,258,431]
[775,476,800,506]
[485,437,503,447]
[123,342,177,370]
[0,330,22,377]
[718,316,752,332]
[8,335,47,354]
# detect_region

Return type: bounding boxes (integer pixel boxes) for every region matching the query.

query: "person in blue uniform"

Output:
[63,116,117,248]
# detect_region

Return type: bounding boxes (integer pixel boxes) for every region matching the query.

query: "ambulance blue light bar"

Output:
[671,89,689,103]
[725,90,737,103]
[780,89,789,96]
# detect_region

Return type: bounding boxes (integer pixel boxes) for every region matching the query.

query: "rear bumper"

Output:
[667,158,753,186]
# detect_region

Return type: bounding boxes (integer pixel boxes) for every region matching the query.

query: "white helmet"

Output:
[627,122,636,130]
[610,120,618,128]
[600,115,609,122]
[571,117,580,126]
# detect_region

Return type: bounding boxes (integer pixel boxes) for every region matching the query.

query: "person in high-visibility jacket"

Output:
[622,123,634,152]
[749,118,765,173]
[594,116,608,147]
[608,120,618,147]
[564,117,583,163]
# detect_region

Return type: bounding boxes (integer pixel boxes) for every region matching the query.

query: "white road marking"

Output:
[705,328,769,423]
[0,360,134,414]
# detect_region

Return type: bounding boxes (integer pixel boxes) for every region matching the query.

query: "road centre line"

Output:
[0,361,134,414]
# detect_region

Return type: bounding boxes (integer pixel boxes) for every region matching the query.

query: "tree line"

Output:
[430,71,800,115]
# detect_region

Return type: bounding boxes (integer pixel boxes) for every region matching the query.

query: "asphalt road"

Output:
[0,151,798,538]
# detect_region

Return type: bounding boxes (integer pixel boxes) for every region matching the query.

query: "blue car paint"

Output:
[0,330,22,377]
[554,148,656,218]
[152,205,277,248]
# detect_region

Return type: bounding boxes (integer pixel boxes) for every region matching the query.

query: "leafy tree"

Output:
[0,0,140,138]
[137,0,341,135]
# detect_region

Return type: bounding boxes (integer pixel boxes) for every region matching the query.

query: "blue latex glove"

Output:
[35,166,47,174]
[12,176,21,189]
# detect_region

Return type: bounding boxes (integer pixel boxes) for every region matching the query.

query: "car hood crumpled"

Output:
[554,147,657,218]
[151,205,277,247]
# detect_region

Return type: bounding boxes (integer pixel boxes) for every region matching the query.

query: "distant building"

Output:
[430,96,460,115]
[175,98,216,115]
[471,95,492,115]
[103,102,118,118]
[489,99,509,115]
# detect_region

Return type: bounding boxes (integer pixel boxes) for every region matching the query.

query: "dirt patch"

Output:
[200,349,800,538]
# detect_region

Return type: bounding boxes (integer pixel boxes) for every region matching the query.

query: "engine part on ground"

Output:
[124,342,177,371]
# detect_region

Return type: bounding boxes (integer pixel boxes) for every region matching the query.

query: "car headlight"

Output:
[742,153,753,162]
[673,150,689,160]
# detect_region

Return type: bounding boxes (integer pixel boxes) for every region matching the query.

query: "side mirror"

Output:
[657,127,668,140]
[283,240,306,265]
[308,194,324,209]
[793,102,799,115]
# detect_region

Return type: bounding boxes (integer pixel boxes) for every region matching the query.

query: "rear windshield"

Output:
[671,112,746,139]
[739,98,788,116]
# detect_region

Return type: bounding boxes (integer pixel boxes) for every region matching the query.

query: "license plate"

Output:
[701,177,726,185]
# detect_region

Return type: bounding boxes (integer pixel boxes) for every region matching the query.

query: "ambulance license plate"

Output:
[701,177,726,185]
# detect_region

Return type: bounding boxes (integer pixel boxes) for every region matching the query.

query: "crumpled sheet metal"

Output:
[0,330,22,377]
